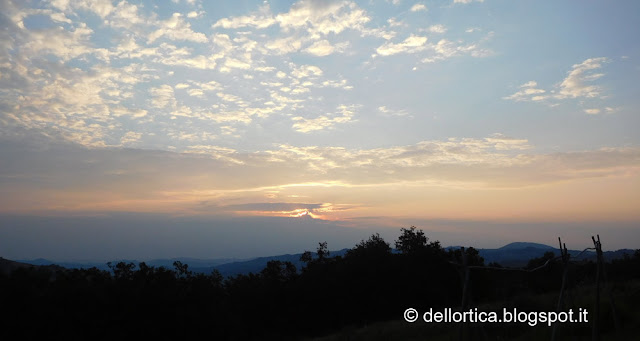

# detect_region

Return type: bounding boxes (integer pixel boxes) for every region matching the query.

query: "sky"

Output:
[1,0,639,261]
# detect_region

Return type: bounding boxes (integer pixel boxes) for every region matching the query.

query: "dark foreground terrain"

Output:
[1,227,639,340]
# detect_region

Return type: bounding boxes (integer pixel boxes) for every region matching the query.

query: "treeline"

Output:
[1,227,639,340]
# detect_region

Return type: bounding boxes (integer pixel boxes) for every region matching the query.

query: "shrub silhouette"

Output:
[1,227,638,340]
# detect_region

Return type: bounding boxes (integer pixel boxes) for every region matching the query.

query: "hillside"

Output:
[15,243,636,277]
[0,257,64,276]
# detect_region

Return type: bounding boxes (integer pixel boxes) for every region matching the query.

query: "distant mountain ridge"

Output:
[192,249,351,277]
[458,242,632,267]
[14,242,636,277]
[477,242,559,267]
[0,257,64,276]
[16,257,246,272]
[498,242,556,250]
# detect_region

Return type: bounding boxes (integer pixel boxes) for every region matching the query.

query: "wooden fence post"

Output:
[551,238,569,341]
[592,236,601,341]
[596,235,621,335]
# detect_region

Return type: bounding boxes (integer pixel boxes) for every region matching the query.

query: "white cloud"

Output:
[153,43,219,69]
[187,11,203,18]
[112,107,148,118]
[261,81,284,88]
[276,0,371,38]
[378,106,410,117]
[520,81,537,88]
[290,64,323,78]
[410,4,427,12]
[292,105,356,133]
[221,57,252,72]
[376,35,427,56]
[505,58,611,107]
[304,40,334,56]
[21,23,96,62]
[195,81,222,91]
[483,133,530,151]
[84,0,115,18]
[212,0,370,41]
[434,39,471,58]
[115,37,157,59]
[265,134,535,176]
[212,4,276,29]
[361,27,397,40]
[49,0,115,19]
[203,110,253,124]
[584,108,601,115]
[420,38,490,63]
[169,131,217,143]
[264,36,305,55]
[503,81,547,102]
[150,85,176,109]
[387,17,404,27]
[0,59,154,145]
[49,12,73,24]
[304,39,348,56]
[428,24,447,33]
[1,0,626,167]
[217,92,244,104]
[107,1,146,30]
[321,79,353,90]
[183,145,245,164]
[556,57,608,99]
[186,89,203,98]
[147,13,208,44]
[120,131,142,144]
[157,54,218,69]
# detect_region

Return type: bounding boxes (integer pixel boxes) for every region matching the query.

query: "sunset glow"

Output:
[1,0,639,260]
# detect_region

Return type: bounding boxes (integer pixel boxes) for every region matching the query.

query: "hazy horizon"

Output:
[1,212,637,262]
[1,0,639,261]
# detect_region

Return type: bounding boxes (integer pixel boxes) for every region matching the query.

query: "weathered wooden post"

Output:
[592,235,601,341]
[552,238,569,341]
[596,235,621,335]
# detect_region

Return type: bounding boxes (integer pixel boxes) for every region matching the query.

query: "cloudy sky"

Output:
[1,0,639,260]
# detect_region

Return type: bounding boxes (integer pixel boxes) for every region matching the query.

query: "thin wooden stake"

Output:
[552,238,569,341]
[592,236,601,341]
[596,235,621,335]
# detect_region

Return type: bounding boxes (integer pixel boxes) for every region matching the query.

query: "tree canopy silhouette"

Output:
[1,227,638,340]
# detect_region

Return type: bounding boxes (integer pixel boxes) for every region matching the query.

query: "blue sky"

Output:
[1,0,639,260]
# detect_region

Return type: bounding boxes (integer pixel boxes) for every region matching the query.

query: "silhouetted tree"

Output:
[448,247,484,266]
[300,241,330,267]
[108,261,136,280]
[395,226,443,256]
[173,261,192,278]
[526,251,556,270]
[317,241,330,260]
[300,250,312,264]
[395,226,427,254]
[346,233,391,259]
[261,260,297,282]
[3,230,638,340]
